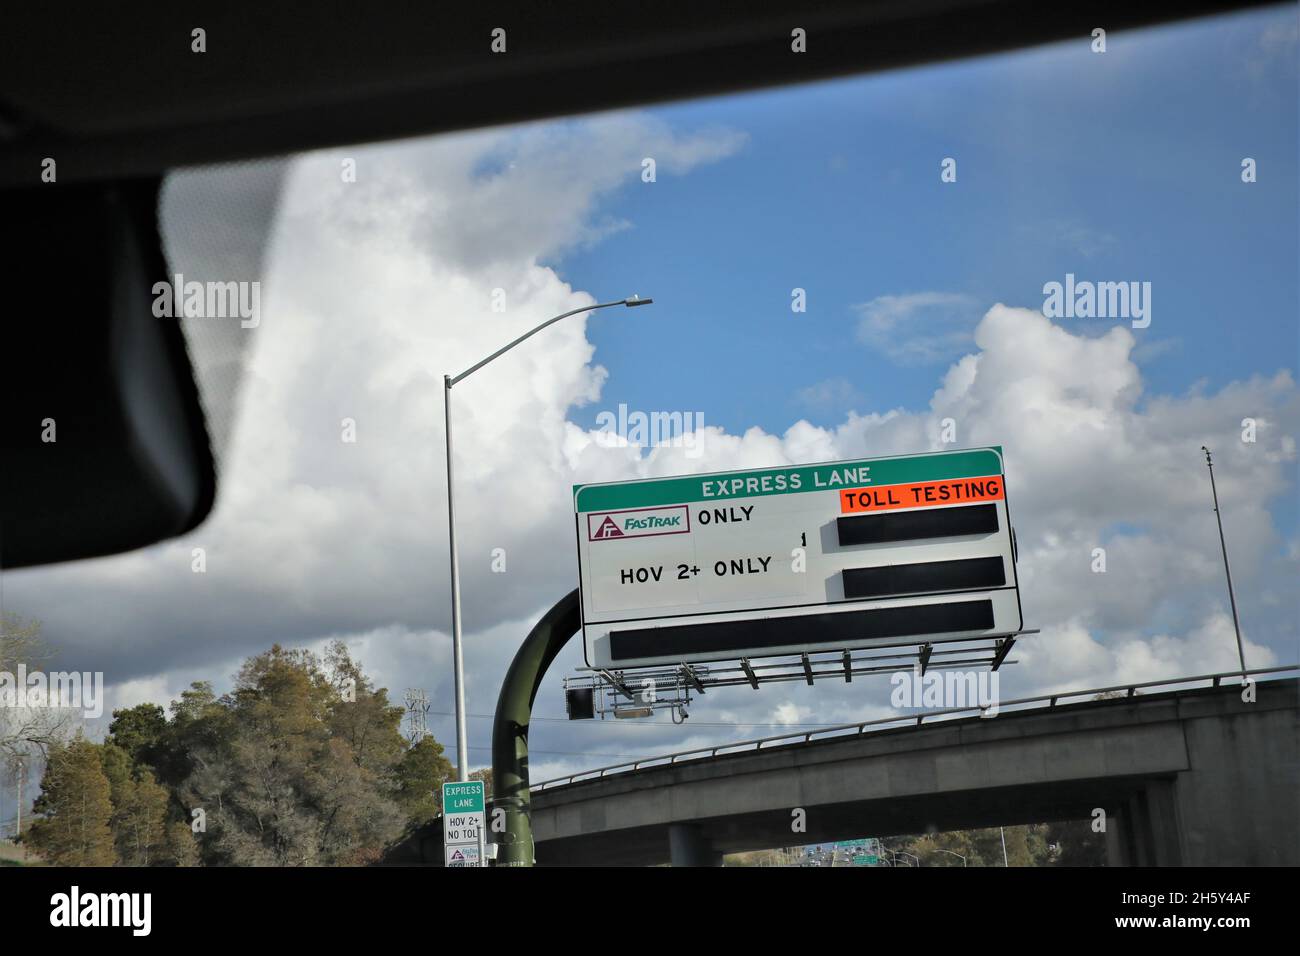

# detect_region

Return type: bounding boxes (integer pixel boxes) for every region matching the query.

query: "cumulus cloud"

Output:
[4,113,1296,781]
[796,377,863,412]
[853,291,983,365]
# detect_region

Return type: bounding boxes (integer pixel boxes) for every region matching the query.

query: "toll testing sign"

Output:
[573,447,1021,669]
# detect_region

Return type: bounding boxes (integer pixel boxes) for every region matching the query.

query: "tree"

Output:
[26,735,116,865]
[1,615,76,770]
[101,743,170,866]
[469,767,494,801]
[166,680,233,787]
[163,820,200,866]
[19,641,454,866]
[724,849,789,866]
[394,737,454,824]
[323,642,406,776]
[107,704,169,771]
[882,824,1054,867]
[178,644,406,865]
[1045,818,1107,866]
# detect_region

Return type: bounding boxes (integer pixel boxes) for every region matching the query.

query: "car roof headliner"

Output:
[0,0,1272,187]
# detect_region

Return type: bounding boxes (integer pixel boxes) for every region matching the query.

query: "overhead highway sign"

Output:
[573,447,1022,669]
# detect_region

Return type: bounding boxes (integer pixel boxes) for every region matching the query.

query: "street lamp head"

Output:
[623,295,654,307]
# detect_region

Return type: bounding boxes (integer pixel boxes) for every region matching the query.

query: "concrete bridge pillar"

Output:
[1104,808,1128,866]
[669,823,722,867]
[1105,781,1184,866]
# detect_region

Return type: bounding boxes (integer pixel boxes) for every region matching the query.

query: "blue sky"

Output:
[561,6,1297,447]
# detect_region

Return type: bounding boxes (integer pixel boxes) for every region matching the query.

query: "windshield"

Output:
[3,5,1296,869]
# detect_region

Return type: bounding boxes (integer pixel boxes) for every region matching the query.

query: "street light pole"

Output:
[443,373,468,780]
[1202,446,1247,675]
[442,296,652,781]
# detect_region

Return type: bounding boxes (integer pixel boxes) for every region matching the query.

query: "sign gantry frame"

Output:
[564,628,1038,720]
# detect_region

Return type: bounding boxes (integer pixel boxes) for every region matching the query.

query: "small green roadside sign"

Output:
[442,781,486,867]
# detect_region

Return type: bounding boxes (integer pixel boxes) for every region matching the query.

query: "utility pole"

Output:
[15,759,22,843]
[1000,826,1009,866]
[1202,447,1247,674]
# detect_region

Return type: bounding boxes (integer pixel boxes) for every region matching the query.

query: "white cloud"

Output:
[796,377,863,411]
[1020,219,1119,259]
[853,291,982,365]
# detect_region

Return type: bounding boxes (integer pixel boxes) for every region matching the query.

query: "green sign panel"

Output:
[442,781,485,814]
[574,448,1003,513]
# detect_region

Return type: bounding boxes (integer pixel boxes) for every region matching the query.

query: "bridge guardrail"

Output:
[530,665,1298,792]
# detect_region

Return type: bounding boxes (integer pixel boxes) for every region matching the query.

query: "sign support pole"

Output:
[490,589,581,867]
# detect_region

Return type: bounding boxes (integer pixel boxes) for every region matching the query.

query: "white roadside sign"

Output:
[573,447,1021,669]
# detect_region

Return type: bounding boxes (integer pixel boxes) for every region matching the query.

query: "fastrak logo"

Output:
[587,506,690,542]
[50,886,151,937]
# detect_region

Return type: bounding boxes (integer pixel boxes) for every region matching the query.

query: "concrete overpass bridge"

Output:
[523,668,1297,866]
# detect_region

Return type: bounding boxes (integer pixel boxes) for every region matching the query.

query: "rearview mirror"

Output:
[0,178,216,569]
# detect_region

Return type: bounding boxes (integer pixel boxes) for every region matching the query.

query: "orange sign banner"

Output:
[839,476,1004,514]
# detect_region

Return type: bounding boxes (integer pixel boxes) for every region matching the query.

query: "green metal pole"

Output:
[491,589,580,867]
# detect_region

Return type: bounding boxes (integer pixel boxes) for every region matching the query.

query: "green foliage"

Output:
[395,737,455,824]
[168,644,391,864]
[2,615,75,768]
[882,824,1056,867]
[1044,818,1108,866]
[723,849,789,866]
[27,735,117,866]
[109,765,170,866]
[26,641,453,866]
[164,819,200,867]
[107,704,168,770]
[469,766,494,801]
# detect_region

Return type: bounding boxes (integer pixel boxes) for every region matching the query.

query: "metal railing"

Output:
[530,665,1297,792]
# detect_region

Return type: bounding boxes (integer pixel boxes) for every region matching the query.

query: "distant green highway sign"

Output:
[442,781,486,868]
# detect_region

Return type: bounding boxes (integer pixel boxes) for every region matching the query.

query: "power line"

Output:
[424,709,870,731]
[460,743,647,759]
